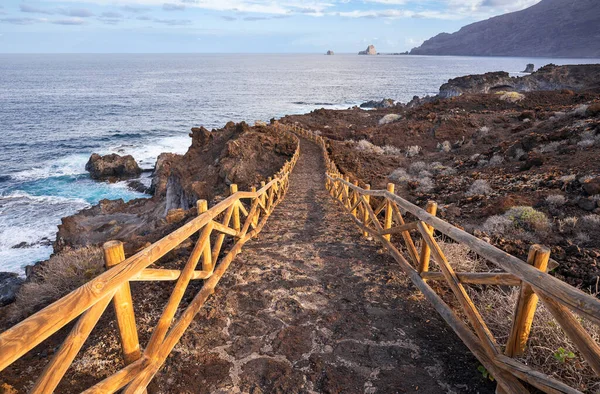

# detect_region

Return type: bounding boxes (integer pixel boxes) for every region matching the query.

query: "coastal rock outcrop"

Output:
[358,45,377,55]
[439,64,600,98]
[326,50,334,55]
[85,153,142,180]
[150,153,182,197]
[523,64,535,73]
[360,99,395,109]
[0,272,23,307]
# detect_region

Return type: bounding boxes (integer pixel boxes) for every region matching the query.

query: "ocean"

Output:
[1,53,598,274]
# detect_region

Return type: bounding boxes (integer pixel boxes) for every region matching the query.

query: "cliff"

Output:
[410,0,600,58]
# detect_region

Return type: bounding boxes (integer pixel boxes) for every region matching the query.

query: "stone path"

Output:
[151,139,494,393]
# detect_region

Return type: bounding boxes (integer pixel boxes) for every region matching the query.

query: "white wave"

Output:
[10,154,89,181]
[107,134,190,169]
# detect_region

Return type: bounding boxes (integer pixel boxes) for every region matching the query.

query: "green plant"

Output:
[553,347,576,363]
[477,365,495,381]
[505,206,550,232]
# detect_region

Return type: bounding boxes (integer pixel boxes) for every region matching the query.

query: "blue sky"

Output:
[0,0,540,53]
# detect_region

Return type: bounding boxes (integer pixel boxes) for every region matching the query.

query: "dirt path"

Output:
[151,139,495,393]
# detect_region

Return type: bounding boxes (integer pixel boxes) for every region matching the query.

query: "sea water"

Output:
[1,53,598,273]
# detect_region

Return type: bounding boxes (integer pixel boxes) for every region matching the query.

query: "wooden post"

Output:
[351,180,359,217]
[343,176,350,208]
[103,241,141,365]
[418,201,438,275]
[363,185,371,237]
[196,200,213,272]
[505,245,550,357]
[251,187,259,227]
[260,181,266,208]
[230,184,241,232]
[383,183,395,241]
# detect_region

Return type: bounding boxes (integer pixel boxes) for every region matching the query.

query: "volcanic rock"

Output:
[358,45,377,55]
[578,197,597,212]
[0,272,23,307]
[523,64,535,73]
[326,50,334,55]
[360,99,395,109]
[582,177,600,196]
[85,153,142,180]
[150,153,181,197]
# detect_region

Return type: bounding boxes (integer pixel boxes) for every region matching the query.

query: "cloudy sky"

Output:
[0,0,540,53]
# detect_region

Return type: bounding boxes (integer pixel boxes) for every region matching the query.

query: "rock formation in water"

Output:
[326,50,334,55]
[358,45,377,55]
[438,64,600,98]
[523,64,535,73]
[410,0,600,58]
[85,153,142,180]
[360,99,395,109]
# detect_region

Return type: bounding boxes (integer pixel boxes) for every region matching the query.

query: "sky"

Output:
[0,0,541,53]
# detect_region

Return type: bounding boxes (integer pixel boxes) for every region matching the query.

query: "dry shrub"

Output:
[389,168,411,183]
[546,194,567,207]
[355,139,384,155]
[8,246,104,322]
[406,145,422,157]
[382,145,402,156]
[467,179,492,196]
[472,287,600,392]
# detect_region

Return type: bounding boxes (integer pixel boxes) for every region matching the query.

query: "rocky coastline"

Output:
[2,63,600,310]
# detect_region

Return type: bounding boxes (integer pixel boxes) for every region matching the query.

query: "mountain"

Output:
[410,0,600,58]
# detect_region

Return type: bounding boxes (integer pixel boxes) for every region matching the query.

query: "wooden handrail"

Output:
[287,123,600,394]
[0,124,301,392]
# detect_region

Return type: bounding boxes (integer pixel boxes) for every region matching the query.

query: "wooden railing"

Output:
[0,126,300,393]
[287,124,600,394]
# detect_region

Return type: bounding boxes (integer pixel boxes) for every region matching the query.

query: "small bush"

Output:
[417,177,435,192]
[406,145,422,157]
[578,139,595,149]
[478,126,490,137]
[539,141,564,153]
[389,168,411,183]
[473,287,600,391]
[408,161,428,176]
[9,246,104,322]
[579,214,600,232]
[481,215,512,235]
[573,104,589,116]
[558,217,578,233]
[499,91,525,103]
[379,113,402,125]
[382,145,402,156]
[467,179,493,196]
[505,206,550,232]
[441,166,457,176]
[559,174,577,184]
[477,159,489,168]
[356,139,384,155]
[488,155,504,166]
[437,140,451,153]
[545,194,567,207]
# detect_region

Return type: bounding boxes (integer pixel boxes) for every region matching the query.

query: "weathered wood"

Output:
[417,223,501,358]
[418,201,437,275]
[383,183,394,241]
[31,292,114,394]
[362,185,370,237]
[230,184,241,232]
[104,241,141,365]
[251,187,259,227]
[420,272,521,286]
[132,269,211,281]
[145,222,214,357]
[494,355,581,394]
[536,289,600,375]
[389,202,420,267]
[351,181,359,217]
[196,200,213,272]
[378,221,419,236]
[505,245,550,357]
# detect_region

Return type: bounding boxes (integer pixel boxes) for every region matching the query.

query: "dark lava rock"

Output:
[360,99,395,109]
[523,64,535,73]
[0,272,24,306]
[520,154,544,171]
[582,177,600,196]
[85,153,142,180]
[127,180,150,194]
[578,197,597,211]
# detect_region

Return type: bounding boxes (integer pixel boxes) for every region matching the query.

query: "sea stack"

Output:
[358,45,377,55]
[523,63,535,73]
[326,50,334,55]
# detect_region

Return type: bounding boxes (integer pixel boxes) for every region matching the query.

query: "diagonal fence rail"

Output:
[0,126,300,394]
[287,124,600,394]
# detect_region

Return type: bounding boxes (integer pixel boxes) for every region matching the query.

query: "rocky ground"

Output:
[0,139,494,394]
[280,65,600,291]
[53,121,296,259]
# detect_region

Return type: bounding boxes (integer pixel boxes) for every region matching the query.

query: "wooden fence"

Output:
[0,127,300,393]
[288,124,600,394]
